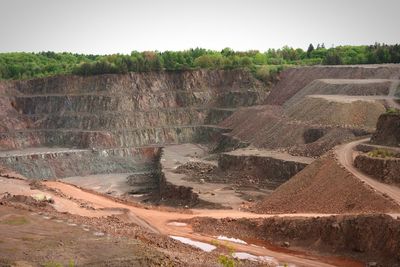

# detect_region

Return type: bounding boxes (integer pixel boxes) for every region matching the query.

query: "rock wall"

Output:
[371,113,400,147]
[191,214,400,266]
[0,70,267,150]
[0,126,229,150]
[218,151,310,185]
[0,147,160,179]
[354,154,400,185]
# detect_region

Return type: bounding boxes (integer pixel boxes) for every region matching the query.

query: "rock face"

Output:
[0,147,160,179]
[355,154,400,185]
[0,70,266,182]
[218,149,312,186]
[371,113,400,147]
[0,70,266,150]
[191,214,400,266]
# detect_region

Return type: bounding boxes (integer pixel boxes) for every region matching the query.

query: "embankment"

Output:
[190,214,400,266]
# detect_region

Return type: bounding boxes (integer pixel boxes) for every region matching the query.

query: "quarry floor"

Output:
[0,176,365,267]
[1,139,400,266]
[161,144,272,209]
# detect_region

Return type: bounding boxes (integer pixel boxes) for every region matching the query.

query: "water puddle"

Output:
[169,235,216,252]
[167,222,188,227]
[232,252,279,264]
[93,232,105,236]
[216,235,247,244]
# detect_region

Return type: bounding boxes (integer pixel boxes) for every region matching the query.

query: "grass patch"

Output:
[368,149,395,158]
[43,260,75,267]
[385,108,400,115]
[0,216,29,226]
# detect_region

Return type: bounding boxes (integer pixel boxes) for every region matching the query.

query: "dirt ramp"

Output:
[252,154,400,214]
[266,65,400,105]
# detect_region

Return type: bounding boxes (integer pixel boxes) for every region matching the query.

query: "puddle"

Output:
[93,232,105,236]
[167,222,188,227]
[250,244,265,249]
[232,252,278,264]
[170,235,216,252]
[217,235,247,244]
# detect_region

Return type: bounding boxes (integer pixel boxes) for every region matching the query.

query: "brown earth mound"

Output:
[283,79,392,108]
[266,65,400,105]
[285,96,386,130]
[219,105,367,157]
[252,154,400,214]
[371,113,400,147]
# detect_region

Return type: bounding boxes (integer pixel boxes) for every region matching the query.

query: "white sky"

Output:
[0,0,399,54]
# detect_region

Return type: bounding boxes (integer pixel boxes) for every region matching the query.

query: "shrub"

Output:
[368,149,395,158]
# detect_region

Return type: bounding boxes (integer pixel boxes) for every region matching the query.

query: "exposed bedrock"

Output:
[0,147,160,179]
[218,149,313,186]
[191,214,400,266]
[371,113,400,147]
[355,154,400,185]
[9,69,262,95]
[0,126,230,150]
[0,69,267,150]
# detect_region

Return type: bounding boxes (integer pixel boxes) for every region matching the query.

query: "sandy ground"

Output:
[162,144,270,209]
[0,206,171,267]
[223,148,314,164]
[307,94,397,103]
[63,173,138,196]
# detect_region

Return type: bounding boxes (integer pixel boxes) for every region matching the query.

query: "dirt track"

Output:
[0,175,342,266]
[26,179,350,267]
[335,138,400,205]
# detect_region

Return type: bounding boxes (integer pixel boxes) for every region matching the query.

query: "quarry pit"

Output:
[1,65,400,267]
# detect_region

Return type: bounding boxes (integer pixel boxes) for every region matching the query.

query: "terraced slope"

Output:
[266,65,400,105]
[0,69,267,179]
[219,65,400,157]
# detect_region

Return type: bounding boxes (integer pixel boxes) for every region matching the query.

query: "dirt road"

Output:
[335,138,400,205]
[38,180,357,267]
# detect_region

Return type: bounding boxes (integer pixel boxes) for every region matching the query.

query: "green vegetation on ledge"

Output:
[368,149,395,158]
[1,43,400,81]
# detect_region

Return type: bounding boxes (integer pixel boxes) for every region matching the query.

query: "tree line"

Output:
[1,43,399,82]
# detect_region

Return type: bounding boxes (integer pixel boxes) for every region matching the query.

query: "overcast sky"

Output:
[0,0,399,54]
